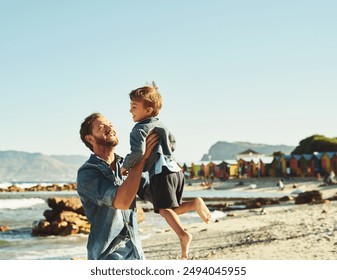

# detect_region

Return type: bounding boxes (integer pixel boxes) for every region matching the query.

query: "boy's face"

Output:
[129,100,152,122]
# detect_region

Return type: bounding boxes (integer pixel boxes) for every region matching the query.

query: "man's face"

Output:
[90,117,118,147]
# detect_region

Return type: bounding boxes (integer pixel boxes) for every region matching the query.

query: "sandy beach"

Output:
[140,178,337,260]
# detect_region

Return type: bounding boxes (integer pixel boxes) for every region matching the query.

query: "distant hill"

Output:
[0,150,88,182]
[200,141,295,161]
[291,134,337,154]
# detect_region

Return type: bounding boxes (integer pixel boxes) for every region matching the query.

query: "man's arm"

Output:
[114,133,158,210]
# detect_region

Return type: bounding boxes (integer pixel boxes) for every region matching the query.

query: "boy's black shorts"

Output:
[140,167,185,213]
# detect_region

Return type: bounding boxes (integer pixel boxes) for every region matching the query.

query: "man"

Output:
[77,112,158,260]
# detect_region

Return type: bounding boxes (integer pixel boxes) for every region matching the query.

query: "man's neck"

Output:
[94,146,115,165]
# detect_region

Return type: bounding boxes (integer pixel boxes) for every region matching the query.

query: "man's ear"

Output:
[85,135,94,145]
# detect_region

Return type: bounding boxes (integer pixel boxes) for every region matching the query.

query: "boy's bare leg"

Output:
[159,208,192,259]
[174,197,212,223]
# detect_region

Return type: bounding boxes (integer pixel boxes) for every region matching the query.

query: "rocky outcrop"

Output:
[235,197,280,209]
[32,197,144,236]
[0,183,77,192]
[32,197,89,236]
[295,190,323,204]
[327,193,337,201]
[0,225,9,232]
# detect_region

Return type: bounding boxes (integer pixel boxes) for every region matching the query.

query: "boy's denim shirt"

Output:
[122,117,176,178]
[76,153,144,260]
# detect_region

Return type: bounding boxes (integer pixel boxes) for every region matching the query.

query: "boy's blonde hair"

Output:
[129,81,162,116]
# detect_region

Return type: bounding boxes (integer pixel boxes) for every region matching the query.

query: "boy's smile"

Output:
[130,100,152,122]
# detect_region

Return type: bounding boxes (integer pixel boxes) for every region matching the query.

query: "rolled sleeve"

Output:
[77,164,119,215]
[100,186,117,208]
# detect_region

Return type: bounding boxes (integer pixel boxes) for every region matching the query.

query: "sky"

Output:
[1,0,336,163]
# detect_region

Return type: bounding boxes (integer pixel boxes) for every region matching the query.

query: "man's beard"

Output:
[94,136,119,147]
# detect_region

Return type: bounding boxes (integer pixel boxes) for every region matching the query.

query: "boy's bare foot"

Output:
[180,232,192,259]
[195,197,212,223]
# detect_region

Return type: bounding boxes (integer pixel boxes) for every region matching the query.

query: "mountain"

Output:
[200,141,295,161]
[0,150,88,182]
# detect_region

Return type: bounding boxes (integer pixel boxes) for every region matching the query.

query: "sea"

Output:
[0,181,285,260]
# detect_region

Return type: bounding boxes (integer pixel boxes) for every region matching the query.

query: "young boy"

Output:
[121,82,212,259]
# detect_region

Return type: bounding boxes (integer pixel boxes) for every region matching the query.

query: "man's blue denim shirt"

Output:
[76,154,144,260]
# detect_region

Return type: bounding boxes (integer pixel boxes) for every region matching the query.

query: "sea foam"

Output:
[0,198,45,210]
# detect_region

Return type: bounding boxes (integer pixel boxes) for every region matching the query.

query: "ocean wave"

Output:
[0,198,45,210]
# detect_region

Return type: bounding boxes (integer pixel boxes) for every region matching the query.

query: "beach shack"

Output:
[199,161,209,178]
[271,155,288,177]
[320,152,335,175]
[249,158,260,177]
[236,149,265,178]
[223,159,238,178]
[270,156,280,177]
[207,160,222,179]
[297,154,315,177]
[289,155,301,176]
[313,152,324,176]
[331,152,337,174]
[215,161,227,179]
[190,163,202,179]
[237,158,250,178]
[283,155,292,177]
[259,157,274,177]
[180,162,192,179]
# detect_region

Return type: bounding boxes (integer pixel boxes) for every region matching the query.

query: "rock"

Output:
[279,196,294,202]
[32,197,90,236]
[0,225,10,232]
[7,185,24,192]
[295,190,323,204]
[327,193,337,201]
[47,197,85,215]
[238,197,279,209]
[0,183,77,192]
[32,196,145,236]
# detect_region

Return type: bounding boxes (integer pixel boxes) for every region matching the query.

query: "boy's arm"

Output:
[122,128,148,170]
[114,133,158,210]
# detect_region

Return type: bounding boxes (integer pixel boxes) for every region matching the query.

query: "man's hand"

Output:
[121,167,128,176]
[143,132,158,160]
[114,132,158,210]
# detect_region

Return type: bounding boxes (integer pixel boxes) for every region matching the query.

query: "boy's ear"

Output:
[146,107,154,115]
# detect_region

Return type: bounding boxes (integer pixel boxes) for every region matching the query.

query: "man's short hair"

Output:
[80,112,104,151]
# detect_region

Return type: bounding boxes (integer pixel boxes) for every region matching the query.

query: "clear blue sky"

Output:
[1,0,336,163]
